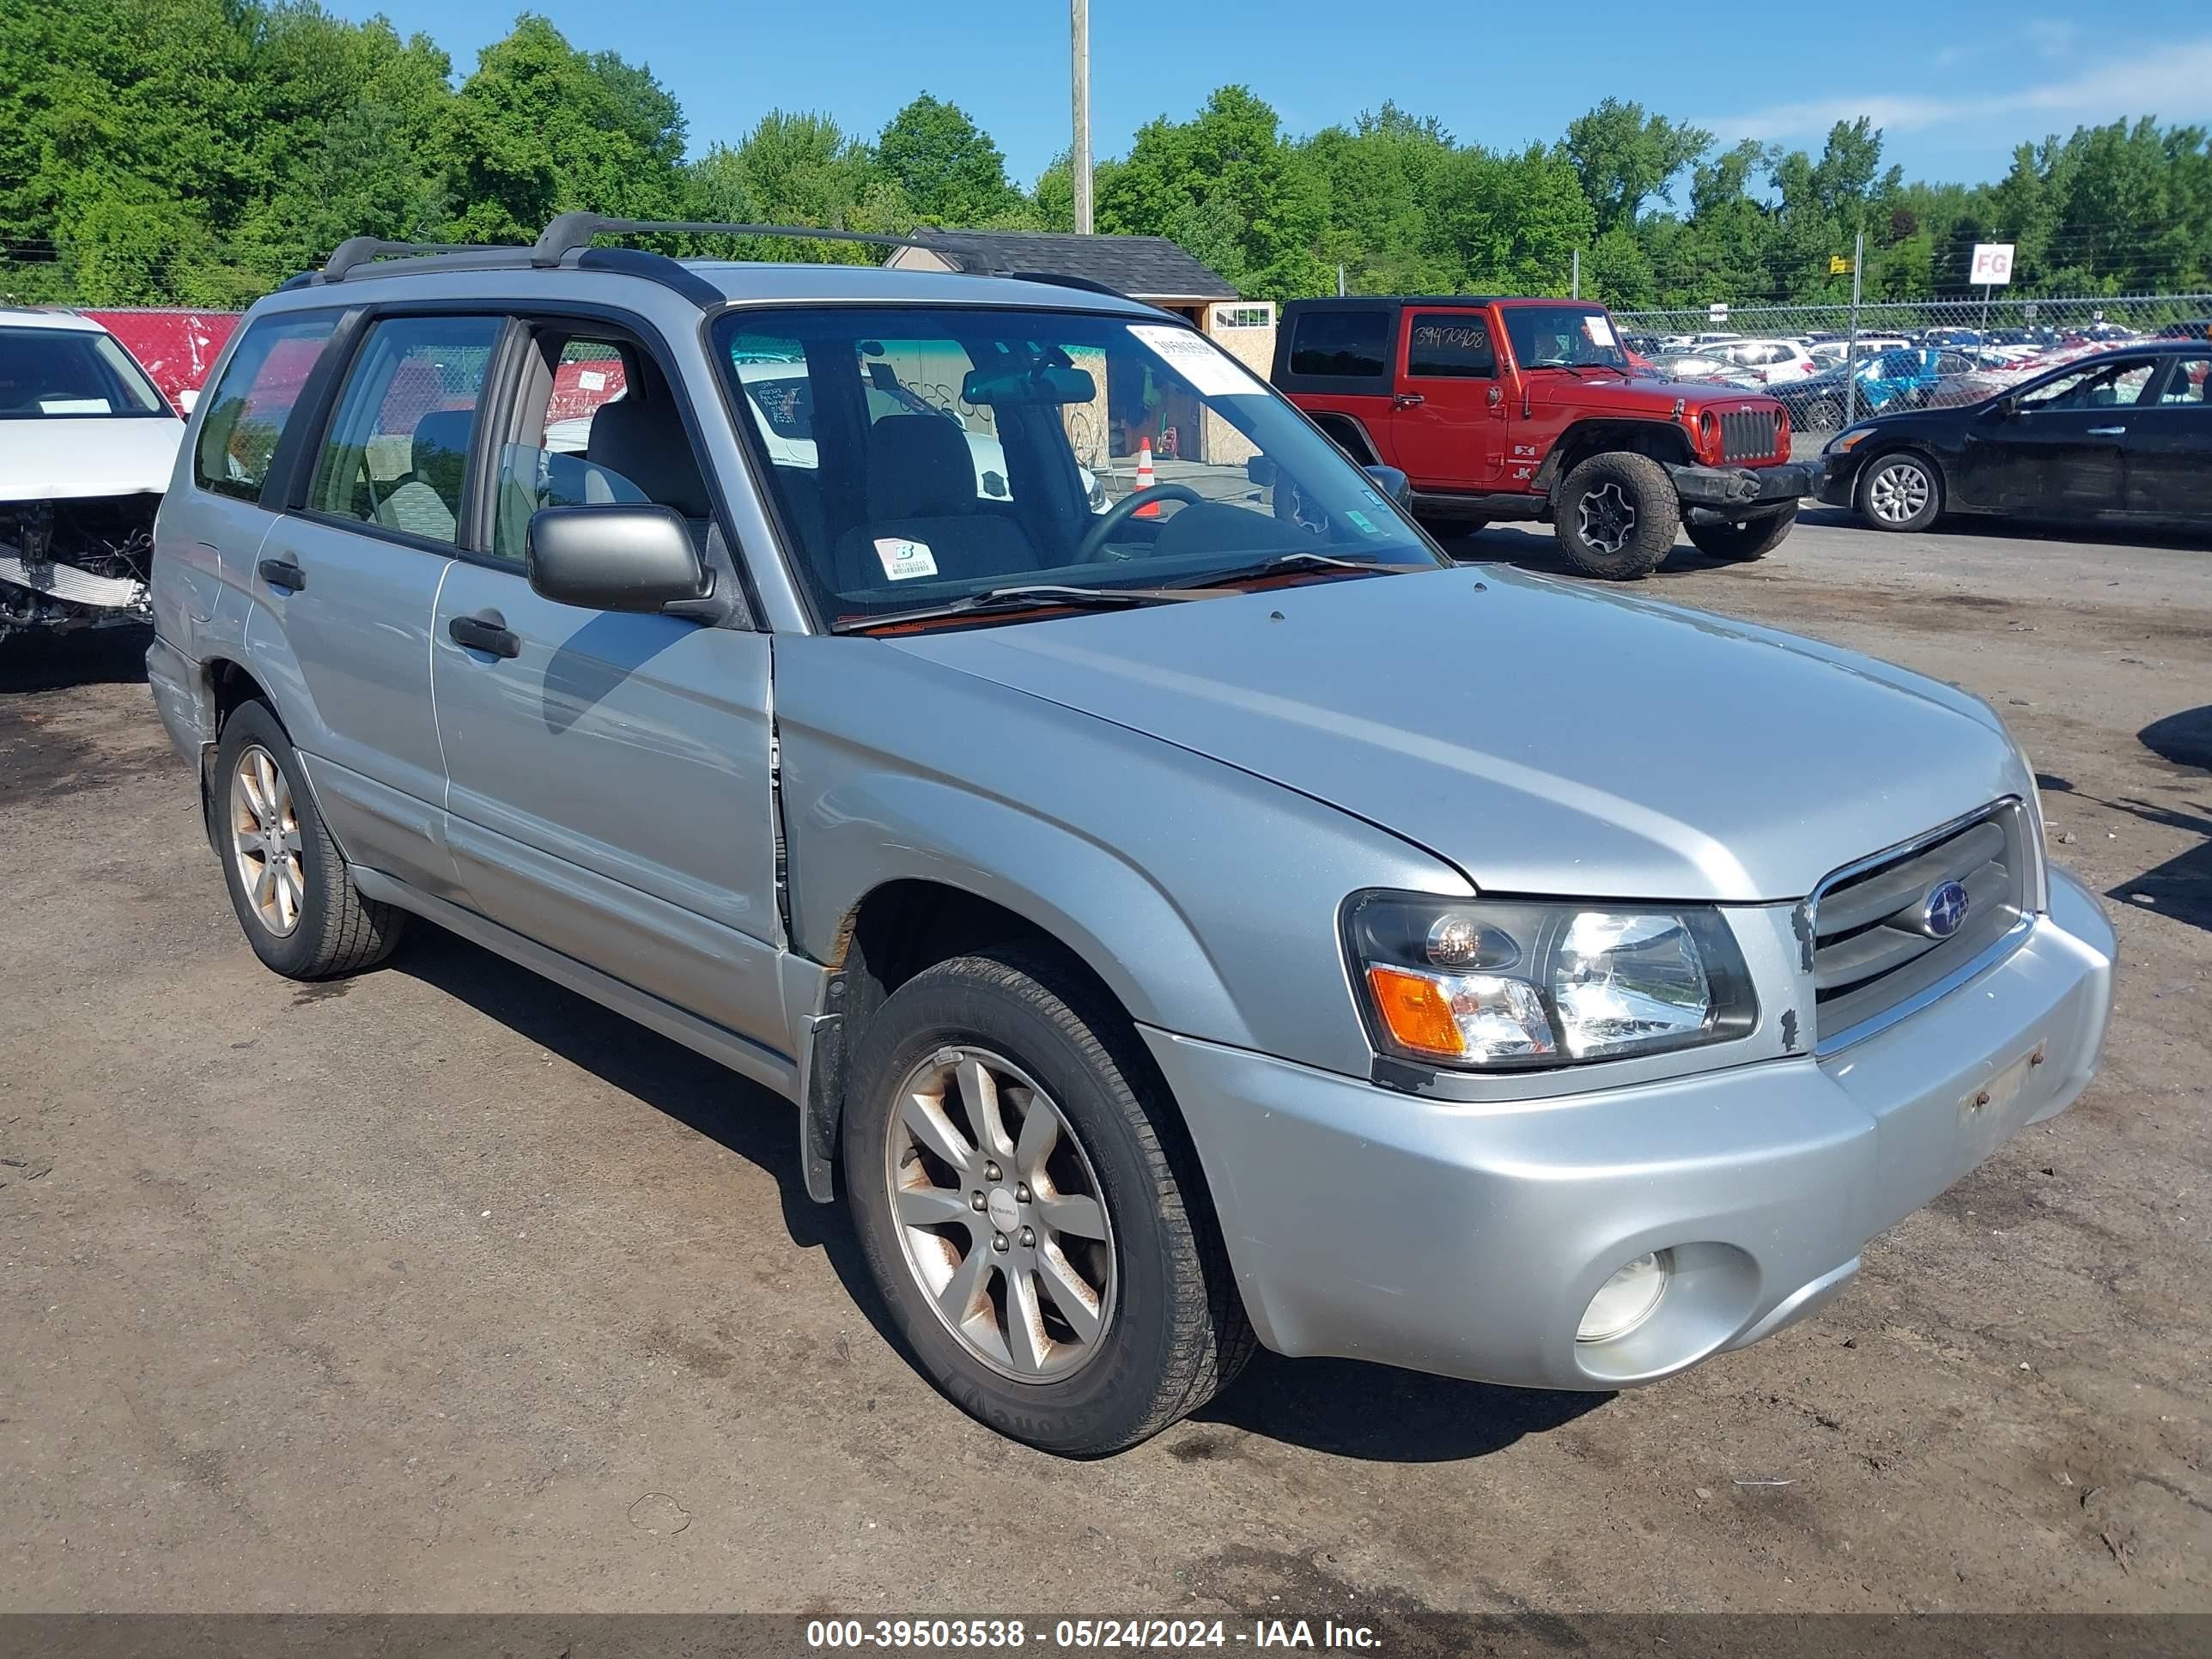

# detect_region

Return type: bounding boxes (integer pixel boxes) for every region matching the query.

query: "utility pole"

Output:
[1844,229,1865,426]
[1571,249,1580,300]
[1071,0,1093,234]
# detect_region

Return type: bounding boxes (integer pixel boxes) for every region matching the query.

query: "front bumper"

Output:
[1668,459,1820,511]
[1139,868,2115,1391]
[1817,453,1859,507]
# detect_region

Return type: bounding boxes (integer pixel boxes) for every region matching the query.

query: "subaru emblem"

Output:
[1922,879,1970,939]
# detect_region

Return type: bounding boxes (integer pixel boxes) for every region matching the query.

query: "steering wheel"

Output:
[1075,483,1205,562]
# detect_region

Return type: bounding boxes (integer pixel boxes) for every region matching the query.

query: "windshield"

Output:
[1501,306,1630,371]
[714,306,1440,628]
[0,326,170,419]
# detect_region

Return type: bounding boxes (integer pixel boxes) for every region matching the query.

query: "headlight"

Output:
[1344,892,1758,1071]
[1825,425,1875,454]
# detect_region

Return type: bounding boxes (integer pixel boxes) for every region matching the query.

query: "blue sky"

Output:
[344,0,2212,189]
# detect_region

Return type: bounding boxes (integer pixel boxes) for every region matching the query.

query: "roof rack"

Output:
[531,213,935,268]
[319,236,519,283]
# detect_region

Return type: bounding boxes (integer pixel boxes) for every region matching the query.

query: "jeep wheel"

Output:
[1554,452,1680,580]
[214,699,404,979]
[843,950,1253,1455]
[1856,452,1942,532]
[1687,501,1798,562]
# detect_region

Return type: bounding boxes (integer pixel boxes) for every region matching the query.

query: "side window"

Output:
[1288,311,1389,379]
[2024,361,2156,411]
[192,313,339,501]
[308,316,502,545]
[2156,358,2211,404]
[490,330,718,564]
[1407,313,1496,378]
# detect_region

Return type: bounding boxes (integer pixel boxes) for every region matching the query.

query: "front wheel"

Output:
[842,951,1253,1455]
[1856,451,1942,532]
[1687,501,1798,562]
[1553,451,1680,580]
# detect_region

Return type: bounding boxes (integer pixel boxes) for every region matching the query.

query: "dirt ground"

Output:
[3,506,2207,1619]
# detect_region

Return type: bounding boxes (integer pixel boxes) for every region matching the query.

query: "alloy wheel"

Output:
[1577,480,1637,554]
[229,743,305,937]
[1868,459,1932,525]
[884,1044,1116,1382]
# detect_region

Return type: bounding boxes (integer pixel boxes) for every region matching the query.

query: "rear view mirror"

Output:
[960,363,1098,406]
[1363,464,1413,507]
[1246,454,1279,488]
[527,505,711,613]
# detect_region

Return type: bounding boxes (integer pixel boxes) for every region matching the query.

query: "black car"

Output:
[1817,341,2212,532]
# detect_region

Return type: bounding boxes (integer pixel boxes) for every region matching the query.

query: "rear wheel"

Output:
[1800,398,1844,433]
[1856,451,1942,532]
[1554,451,1680,580]
[1687,501,1798,562]
[842,950,1252,1455]
[213,699,404,979]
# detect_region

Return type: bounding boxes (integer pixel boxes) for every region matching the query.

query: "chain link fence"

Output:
[1610,294,2212,442]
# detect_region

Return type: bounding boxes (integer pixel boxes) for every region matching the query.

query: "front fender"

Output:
[772,636,1468,1080]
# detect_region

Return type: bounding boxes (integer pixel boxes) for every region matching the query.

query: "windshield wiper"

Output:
[830,582,1223,634]
[1523,359,1629,377]
[1170,550,1437,591]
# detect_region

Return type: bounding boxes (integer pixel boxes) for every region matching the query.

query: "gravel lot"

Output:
[3,506,2207,1619]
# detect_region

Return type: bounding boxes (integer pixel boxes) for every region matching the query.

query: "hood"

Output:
[0,416,184,504]
[889,568,2027,902]
[1527,368,1778,416]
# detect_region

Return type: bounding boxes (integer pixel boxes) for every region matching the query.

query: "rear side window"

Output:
[307,316,503,546]
[193,313,339,501]
[1407,314,1496,378]
[1288,311,1389,379]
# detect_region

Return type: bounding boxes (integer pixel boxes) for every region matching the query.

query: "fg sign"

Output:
[1970,243,2017,285]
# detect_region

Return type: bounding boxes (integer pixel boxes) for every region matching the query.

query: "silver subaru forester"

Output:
[147,216,2115,1455]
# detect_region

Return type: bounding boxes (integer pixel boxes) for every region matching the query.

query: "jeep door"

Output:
[428,317,783,1048]
[248,311,505,896]
[1389,307,1507,489]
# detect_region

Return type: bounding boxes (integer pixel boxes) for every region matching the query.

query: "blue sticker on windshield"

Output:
[1359,488,1386,507]
[1345,509,1384,536]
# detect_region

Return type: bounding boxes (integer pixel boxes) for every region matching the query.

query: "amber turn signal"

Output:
[1364,965,1468,1060]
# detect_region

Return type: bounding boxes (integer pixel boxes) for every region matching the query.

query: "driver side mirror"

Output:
[527,504,714,614]
[1363,464,1413,508]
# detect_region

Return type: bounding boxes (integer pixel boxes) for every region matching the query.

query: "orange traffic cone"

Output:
[1134,439,1158,517]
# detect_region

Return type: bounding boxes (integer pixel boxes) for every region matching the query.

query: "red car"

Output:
[1273,296,1820,578]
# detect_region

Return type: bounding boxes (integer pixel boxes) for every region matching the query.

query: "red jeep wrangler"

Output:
[1273,296,1820,579]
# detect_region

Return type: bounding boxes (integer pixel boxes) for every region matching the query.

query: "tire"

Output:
[1553,451,1680,580]
[211,699,405,979]
[1801,398,1844,433]
[1686,501,1798,562]
[1855,450,1943,532]
[842,949,1254,1455]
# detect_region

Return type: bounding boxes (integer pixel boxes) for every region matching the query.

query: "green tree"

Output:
[437,15,686,244]
[876,94,1020,226]
[1564,100,1710,236]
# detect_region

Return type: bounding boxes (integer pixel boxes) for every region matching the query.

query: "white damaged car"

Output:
[1,309,185,641]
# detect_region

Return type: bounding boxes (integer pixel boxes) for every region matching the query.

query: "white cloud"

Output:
[1698,37,2212,143]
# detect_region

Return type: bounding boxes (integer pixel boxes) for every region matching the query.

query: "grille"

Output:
[1810,803,2032,1048]
[1718,408,1781,463]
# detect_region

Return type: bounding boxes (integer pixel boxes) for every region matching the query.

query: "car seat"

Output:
[831,416,1039,592]
[374,407,475,542]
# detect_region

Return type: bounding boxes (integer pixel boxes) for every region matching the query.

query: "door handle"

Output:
[257,557,306,592]
[1392,392,1425,410]
[448,611,520,659]
[2086,425,2127,435]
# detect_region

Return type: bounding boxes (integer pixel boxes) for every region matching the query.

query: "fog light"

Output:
[1577,1251,1669,1342]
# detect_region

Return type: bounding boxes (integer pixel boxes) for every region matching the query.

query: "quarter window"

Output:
[1288,311,1389,379]
[307,316,502,545]
[2156,358,2211,404]
[192,313,339,501]
[1407,314,1496,378]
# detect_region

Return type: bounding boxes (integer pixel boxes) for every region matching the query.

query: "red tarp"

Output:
[82,309,241,416]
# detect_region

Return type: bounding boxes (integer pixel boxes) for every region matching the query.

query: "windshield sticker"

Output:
[1344,509,1385,537]
[578,368,608,392]
[1359,487,1387,507]
[40,398,112,415]
[1127,325,1267,398]
[873,538,939,581]
[1582,315,1618,348]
